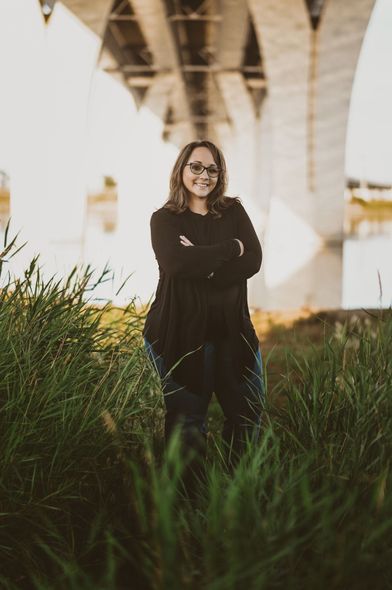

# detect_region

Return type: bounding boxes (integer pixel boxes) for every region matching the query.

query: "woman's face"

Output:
[182,146,219,202]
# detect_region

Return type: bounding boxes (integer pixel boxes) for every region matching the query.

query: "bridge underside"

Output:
[53,0,375,238]
[2,0,377,308]
[99,0,267,144]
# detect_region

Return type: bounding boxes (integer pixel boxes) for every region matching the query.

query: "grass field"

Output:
[1,236,392,589]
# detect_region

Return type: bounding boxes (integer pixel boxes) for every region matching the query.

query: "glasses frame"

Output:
[185,162,221,178]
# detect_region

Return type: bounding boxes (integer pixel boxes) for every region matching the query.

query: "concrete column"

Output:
[216,73,256,198]
[0,0,48,276]
[313,0,376,239]
[0,0,112,280]
[247,0,375,309]
[44,1,113,277]
[257,96,274,220]
[247,0,323,310]
[248,0,313,231]
[248,0,375,242]
[130,0,195,139]
[215,72,266,307]
[114,74,179,304]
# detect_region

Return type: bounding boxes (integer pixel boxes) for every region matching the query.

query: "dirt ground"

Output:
[251,306,387,400]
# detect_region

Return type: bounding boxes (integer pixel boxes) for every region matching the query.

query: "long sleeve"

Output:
[150,209,241,279]
[211,202,262,288]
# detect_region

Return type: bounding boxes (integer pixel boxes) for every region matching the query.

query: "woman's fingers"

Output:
[179,235,194,246]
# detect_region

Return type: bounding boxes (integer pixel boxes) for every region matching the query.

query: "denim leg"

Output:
[144,337,216,494]
[214,339,265,464]
[143,336,215,446]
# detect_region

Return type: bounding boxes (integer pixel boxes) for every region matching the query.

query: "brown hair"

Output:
[162,139,240,218]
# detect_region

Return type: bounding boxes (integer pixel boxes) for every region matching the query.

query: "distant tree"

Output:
[104,175,117,189]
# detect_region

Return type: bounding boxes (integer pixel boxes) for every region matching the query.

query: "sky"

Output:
[345,0,392,184]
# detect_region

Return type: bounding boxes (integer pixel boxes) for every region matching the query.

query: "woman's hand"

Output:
[180,235,244,257]
[235,239,244,256]
[179,235,194,247]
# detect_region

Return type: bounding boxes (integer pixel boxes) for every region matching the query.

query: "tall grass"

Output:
[0,233,161,588]
[1,233,392,589]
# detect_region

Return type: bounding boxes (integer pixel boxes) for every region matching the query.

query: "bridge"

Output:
[0,0,376,308]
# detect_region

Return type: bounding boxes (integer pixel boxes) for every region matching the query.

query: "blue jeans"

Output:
[143,335,265,467]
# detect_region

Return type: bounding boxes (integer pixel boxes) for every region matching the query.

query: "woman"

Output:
[143,139,265,476]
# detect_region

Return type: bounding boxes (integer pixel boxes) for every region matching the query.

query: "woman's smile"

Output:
[193,182,210,191]
[182,146,218,203]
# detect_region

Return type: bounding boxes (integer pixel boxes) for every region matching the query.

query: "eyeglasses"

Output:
[185,162,221,178]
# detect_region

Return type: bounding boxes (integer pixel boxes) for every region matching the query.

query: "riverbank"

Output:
[1,256,391,587]
[252,306,387,400]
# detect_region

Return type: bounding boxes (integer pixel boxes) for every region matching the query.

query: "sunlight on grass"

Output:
[1,224,392,588]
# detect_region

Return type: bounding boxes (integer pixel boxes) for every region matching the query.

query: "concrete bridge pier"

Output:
[313,0,376,239]
[45,0,113,278]
[216,71,271,308]
[247,0,375,309]
[0,0,112,281]
[0,0,48,275]
[114,74,185,304]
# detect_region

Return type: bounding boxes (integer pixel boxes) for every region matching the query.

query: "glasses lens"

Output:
[189,163,204,174]
[189,163,220,177]
[207,166,220,177]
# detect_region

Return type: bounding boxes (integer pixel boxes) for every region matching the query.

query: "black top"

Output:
[142,197,263,396]
[189,209,230,340]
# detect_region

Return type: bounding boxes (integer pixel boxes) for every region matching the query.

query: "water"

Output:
[342,214,392,309]
[1,208,391,310]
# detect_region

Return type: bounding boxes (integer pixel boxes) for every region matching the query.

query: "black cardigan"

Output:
[142,198,262,396]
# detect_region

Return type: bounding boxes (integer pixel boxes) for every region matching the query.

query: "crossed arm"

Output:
[150,203,262,285]
[209,203,262,288]
[150,209,241,279]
